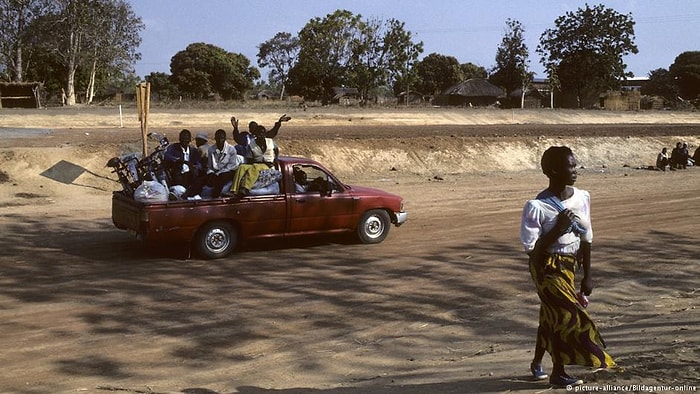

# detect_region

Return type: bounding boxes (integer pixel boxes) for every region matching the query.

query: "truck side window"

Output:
[294,165,338,193]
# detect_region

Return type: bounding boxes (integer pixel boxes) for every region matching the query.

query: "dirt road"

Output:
[0,108,698,393]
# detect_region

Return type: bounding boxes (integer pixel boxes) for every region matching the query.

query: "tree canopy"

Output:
[170,42,259,100]
[257,32,299,100]
[413,53,486,97]
[37,0,143,105]
[286,9,422,104]
[537,3,638,108]
[642,68,677,102]
[489,18,533,106]
[669,51,700,101]
[0,0,55,82]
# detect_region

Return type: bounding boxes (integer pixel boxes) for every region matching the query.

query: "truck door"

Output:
[287,164,356,235]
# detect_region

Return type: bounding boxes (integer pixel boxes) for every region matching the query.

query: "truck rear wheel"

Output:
[357,209,391,244]
[195,221,237,259]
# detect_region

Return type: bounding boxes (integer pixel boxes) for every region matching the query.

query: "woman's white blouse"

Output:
[520,187,593,255]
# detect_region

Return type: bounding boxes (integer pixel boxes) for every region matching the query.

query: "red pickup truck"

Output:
[112,156,408,259]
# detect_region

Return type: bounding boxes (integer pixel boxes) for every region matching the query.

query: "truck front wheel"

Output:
[357,209,391,244]
[195,221,237,259]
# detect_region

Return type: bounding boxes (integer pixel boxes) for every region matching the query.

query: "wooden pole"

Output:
[137,82,150,157]
[144,82,150,144]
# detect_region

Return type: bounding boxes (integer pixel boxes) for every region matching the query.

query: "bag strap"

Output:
[537,189,584,236]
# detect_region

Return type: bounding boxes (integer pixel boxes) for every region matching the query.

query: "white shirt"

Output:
[208,141,243,175]
[520,187,593,255]
[180,146,190,174]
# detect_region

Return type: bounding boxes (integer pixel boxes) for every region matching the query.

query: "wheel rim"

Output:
[364,215,384,239]
[205,227,230,253]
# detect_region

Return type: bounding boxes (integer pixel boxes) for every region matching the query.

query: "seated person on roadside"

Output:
[164,128,204,198]
[670,141,686,170]
[195,132,210,172]
[682,142,693,166]
[206,129,244,198]
[656,147,670,171]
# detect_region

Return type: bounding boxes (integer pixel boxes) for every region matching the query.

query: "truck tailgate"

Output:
[112,192,144,232]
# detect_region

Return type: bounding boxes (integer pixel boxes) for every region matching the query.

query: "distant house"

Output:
[332,87,360,105]
[600,90,641,111]
[396,90,425,105]
[620,76,649,92]
[436,78,504,107]
[254,90,275,100]
[508,87,546,109]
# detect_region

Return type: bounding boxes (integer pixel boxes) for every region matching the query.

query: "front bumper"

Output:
[393,211,408,226]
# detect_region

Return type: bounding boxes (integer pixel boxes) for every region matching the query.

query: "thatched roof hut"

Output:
[436,78,504,107]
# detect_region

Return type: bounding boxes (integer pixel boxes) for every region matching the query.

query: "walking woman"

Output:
[520,146,615,387]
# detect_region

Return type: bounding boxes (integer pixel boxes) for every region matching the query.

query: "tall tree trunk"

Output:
[85,57,97,104]
[13,44,23,82]
[66,66,77,106]
[65,28,81,106]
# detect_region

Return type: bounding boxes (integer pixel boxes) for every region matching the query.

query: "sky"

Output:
[128,0,700,81]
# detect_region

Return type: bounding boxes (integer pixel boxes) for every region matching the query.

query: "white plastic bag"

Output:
[134,180,168,203]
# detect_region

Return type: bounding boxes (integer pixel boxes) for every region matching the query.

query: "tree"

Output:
[286,9,422,104]
[350,17,423,104]
[81,0,143,104]
[257,32,299,100]
[30,0,143,105]
[669,51,700,100]
[460,62,487,80]
[384,20,423,99]
[489,19,533,108]
[288,9,361,104]
[414,53,463,97]
[537,4,638,108]
[170,42,259,100]
[145,71,179,101]
[0,0,55,82]
[642,68,677,101]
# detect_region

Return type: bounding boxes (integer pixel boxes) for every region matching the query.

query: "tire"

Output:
[195,221,237,259]
[357,209,391,244]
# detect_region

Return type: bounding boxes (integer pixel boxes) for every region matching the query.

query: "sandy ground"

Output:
[0,106,699,394]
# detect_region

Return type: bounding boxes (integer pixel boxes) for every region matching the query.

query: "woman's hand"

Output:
[555,209,577,235]
[581,276,594,296]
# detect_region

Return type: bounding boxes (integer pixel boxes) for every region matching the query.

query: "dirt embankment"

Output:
[1,107,699,182]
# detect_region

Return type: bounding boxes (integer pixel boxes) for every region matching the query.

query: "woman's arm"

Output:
[579,241,593,295]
